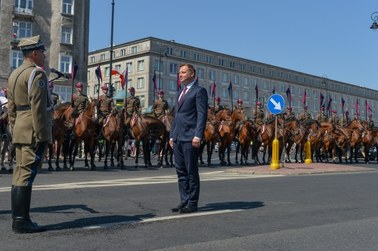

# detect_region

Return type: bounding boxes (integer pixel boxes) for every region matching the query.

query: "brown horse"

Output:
[101,108,125,169]
[237,119,256,165]
[68,99,97,170]
[199,107,219,166]
[344,118,364,163]
[284,119,307,163]
[361,128,378,163]
[215,108,234,166]
[124,111,166,167]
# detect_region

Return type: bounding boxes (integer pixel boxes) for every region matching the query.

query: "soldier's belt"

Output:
[16,105,31,111]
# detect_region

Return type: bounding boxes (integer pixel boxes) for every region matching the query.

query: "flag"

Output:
[71,62,78,81]
[355,99,359,115]
[327,96,332,115]
[366,99,372,112]
[228,81,233,98]
[341,97,345,113]
[302,89,307,107]
[177,73,181,91]
[272,86,275,94]
[286,86,291,106]
[320,93,324,108]
[121,69,127,89]
[152,71,157,93]
[111,69,120,76]
[210,81,216,97]
[255,84,258,101]
[95,65,102,82]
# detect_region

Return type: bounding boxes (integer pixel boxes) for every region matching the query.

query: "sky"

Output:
[89,0,378,90]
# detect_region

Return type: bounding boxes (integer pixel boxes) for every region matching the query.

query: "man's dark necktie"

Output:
[178,86,188,107]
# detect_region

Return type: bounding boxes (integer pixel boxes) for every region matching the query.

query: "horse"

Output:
[0,107,14,172]
[344,118,364,163]
[101,108,125,169]
[237,119,256,165]
[284,119,308,163]
[47,102,72,171]
[199,107,219,166]
[124,110,166,167]
[68,99,97,170]
[158,108,175,167]
[215,108,234,166]
[231,108,248,164]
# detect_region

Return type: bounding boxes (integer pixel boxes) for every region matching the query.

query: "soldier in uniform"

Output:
[213,97,224,113]
[366,113,374,129]
[235,98,243,109]
[316,105,328,122]
[328,110,339,126]
[297,105,312,122]
[285,107,296,121]
[340,111,351,127]
[152,90,169,118]
[72,82,89,116]
[7,35,52,233]
[48,82,60,107]
[253,101,265,125]
[98,85,114,127]
[124,87,140,124]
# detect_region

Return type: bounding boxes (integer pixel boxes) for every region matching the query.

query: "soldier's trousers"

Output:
[12,143,47,186]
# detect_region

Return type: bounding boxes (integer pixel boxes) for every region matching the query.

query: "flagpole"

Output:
[71,57,75,105]
[108,0,115,98]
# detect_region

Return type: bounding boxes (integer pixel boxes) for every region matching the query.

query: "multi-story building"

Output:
[87,37,378,119]
[0,0,90,102]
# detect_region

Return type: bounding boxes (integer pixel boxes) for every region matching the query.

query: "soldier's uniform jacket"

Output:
[153,98,169,117]
[298,111,312,121]
[8,61,52,144]
[125,96,140,115]
[328,115,339,125]
[367,118,374,129]
[340,115,351,127]
[316,112,328,123]
[99,94,113,115]
[213,104,224,114]
[72,92,88,113]
[254,108,265,125]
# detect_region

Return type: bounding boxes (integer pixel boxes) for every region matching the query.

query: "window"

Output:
[157,78,163,90]
[126,62,132,73]
[180,50,187,58]
[55,85,72,103]
[209,70,216,81]
[131,46,137,54]
[197,68,204,79]
[105,67,110,77]
[243,77,249,86]
[137,77,145,88]
[233,75,239,85]
[120,49,126,56]
[62,0,73,15]
[14,0,33,14]
[206,55,212,64]
[90,56,95,63]
[137,60,144,71]
[139,95,145,108]
[221,72,228,82]
[114,64,121,71]
[59,54,72,73]
[169,79,177,91]
[61,26,72,44]
[243,91,249,101]
[193,52,200,61]
[170,63,178,74]
[100,54,105,61]
[13,21,32,38]
[11,50,23,69]
[166,47,173,55]
[154,59,164,72]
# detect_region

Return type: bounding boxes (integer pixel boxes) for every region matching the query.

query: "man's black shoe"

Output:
[179,206,198,214]
[171,204,185,213]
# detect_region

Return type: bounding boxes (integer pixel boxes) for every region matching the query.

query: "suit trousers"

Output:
[173,140,200,207]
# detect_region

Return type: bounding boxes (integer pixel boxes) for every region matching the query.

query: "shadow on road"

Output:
[199,201,264,211]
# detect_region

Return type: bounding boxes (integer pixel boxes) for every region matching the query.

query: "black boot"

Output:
[11,186,46,233]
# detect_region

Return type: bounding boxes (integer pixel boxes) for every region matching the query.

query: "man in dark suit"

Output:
[169,64,208,214]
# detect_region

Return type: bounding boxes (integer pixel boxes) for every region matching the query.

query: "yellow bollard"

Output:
[304,140,313,164]
[270,138,280,169]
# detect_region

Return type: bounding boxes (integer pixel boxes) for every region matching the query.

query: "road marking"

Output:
[0,171,282,193]
[83,209,245,230]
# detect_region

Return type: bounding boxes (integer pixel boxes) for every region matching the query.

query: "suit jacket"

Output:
[171,82,208,141]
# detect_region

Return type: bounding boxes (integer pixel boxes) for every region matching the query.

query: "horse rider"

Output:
[72,82,89,118]
[98,85,114,127]
[213,97,224,113]
[284,107,296,121]
[328,110,339,126]
[366,113,374,129]
[48,82,60,107]
[152,90,169,118]
[234,98,244,139]
[253,101,264,125]
[316,105,328,122]
[297,105,312,122]
[340,111,351,127]
[235,98,243,110]
[124,86,140,124]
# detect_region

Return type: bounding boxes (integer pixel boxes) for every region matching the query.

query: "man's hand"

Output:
[192,138,201,148]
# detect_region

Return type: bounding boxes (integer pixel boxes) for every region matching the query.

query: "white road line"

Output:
[83,209,245,230]
[0,172,282,193]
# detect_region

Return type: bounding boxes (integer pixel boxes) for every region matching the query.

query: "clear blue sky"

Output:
[89,0,378,90]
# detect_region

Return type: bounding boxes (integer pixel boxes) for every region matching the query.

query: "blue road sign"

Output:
[267,94,285,115]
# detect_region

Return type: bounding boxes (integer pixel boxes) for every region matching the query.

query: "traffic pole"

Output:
[270,115,280,169]
[304,140,312,164]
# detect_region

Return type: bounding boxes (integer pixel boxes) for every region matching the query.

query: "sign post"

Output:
[267,94,285,169]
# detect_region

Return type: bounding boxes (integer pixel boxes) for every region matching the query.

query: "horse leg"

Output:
[110,141,116,167]
[206,142,213,167]
[104,140,109,169]
[199,141,205,165]
[235,142,240,164]
[227,146,232,166]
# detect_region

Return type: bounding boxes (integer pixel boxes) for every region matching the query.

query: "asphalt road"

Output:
[1,155,378,251]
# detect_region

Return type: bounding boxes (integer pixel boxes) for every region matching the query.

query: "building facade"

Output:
[0,0,90,102]
[87,37,378,119]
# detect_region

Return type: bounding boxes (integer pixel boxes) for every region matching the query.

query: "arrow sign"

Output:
[267,94,285,115]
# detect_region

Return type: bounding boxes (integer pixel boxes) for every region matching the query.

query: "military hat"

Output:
[18,35,46,52]
[128,87,135,93]
[101,85,108,90]
[158,90,164,95]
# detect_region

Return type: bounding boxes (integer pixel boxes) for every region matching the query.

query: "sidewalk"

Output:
[226,162,376,175]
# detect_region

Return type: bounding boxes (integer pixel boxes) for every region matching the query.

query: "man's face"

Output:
[179,65,195,85]
[32,50,45,67]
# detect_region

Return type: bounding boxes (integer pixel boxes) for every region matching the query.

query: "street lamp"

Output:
[370,12,378,30]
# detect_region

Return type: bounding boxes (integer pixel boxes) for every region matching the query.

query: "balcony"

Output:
[13,7,34,19]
